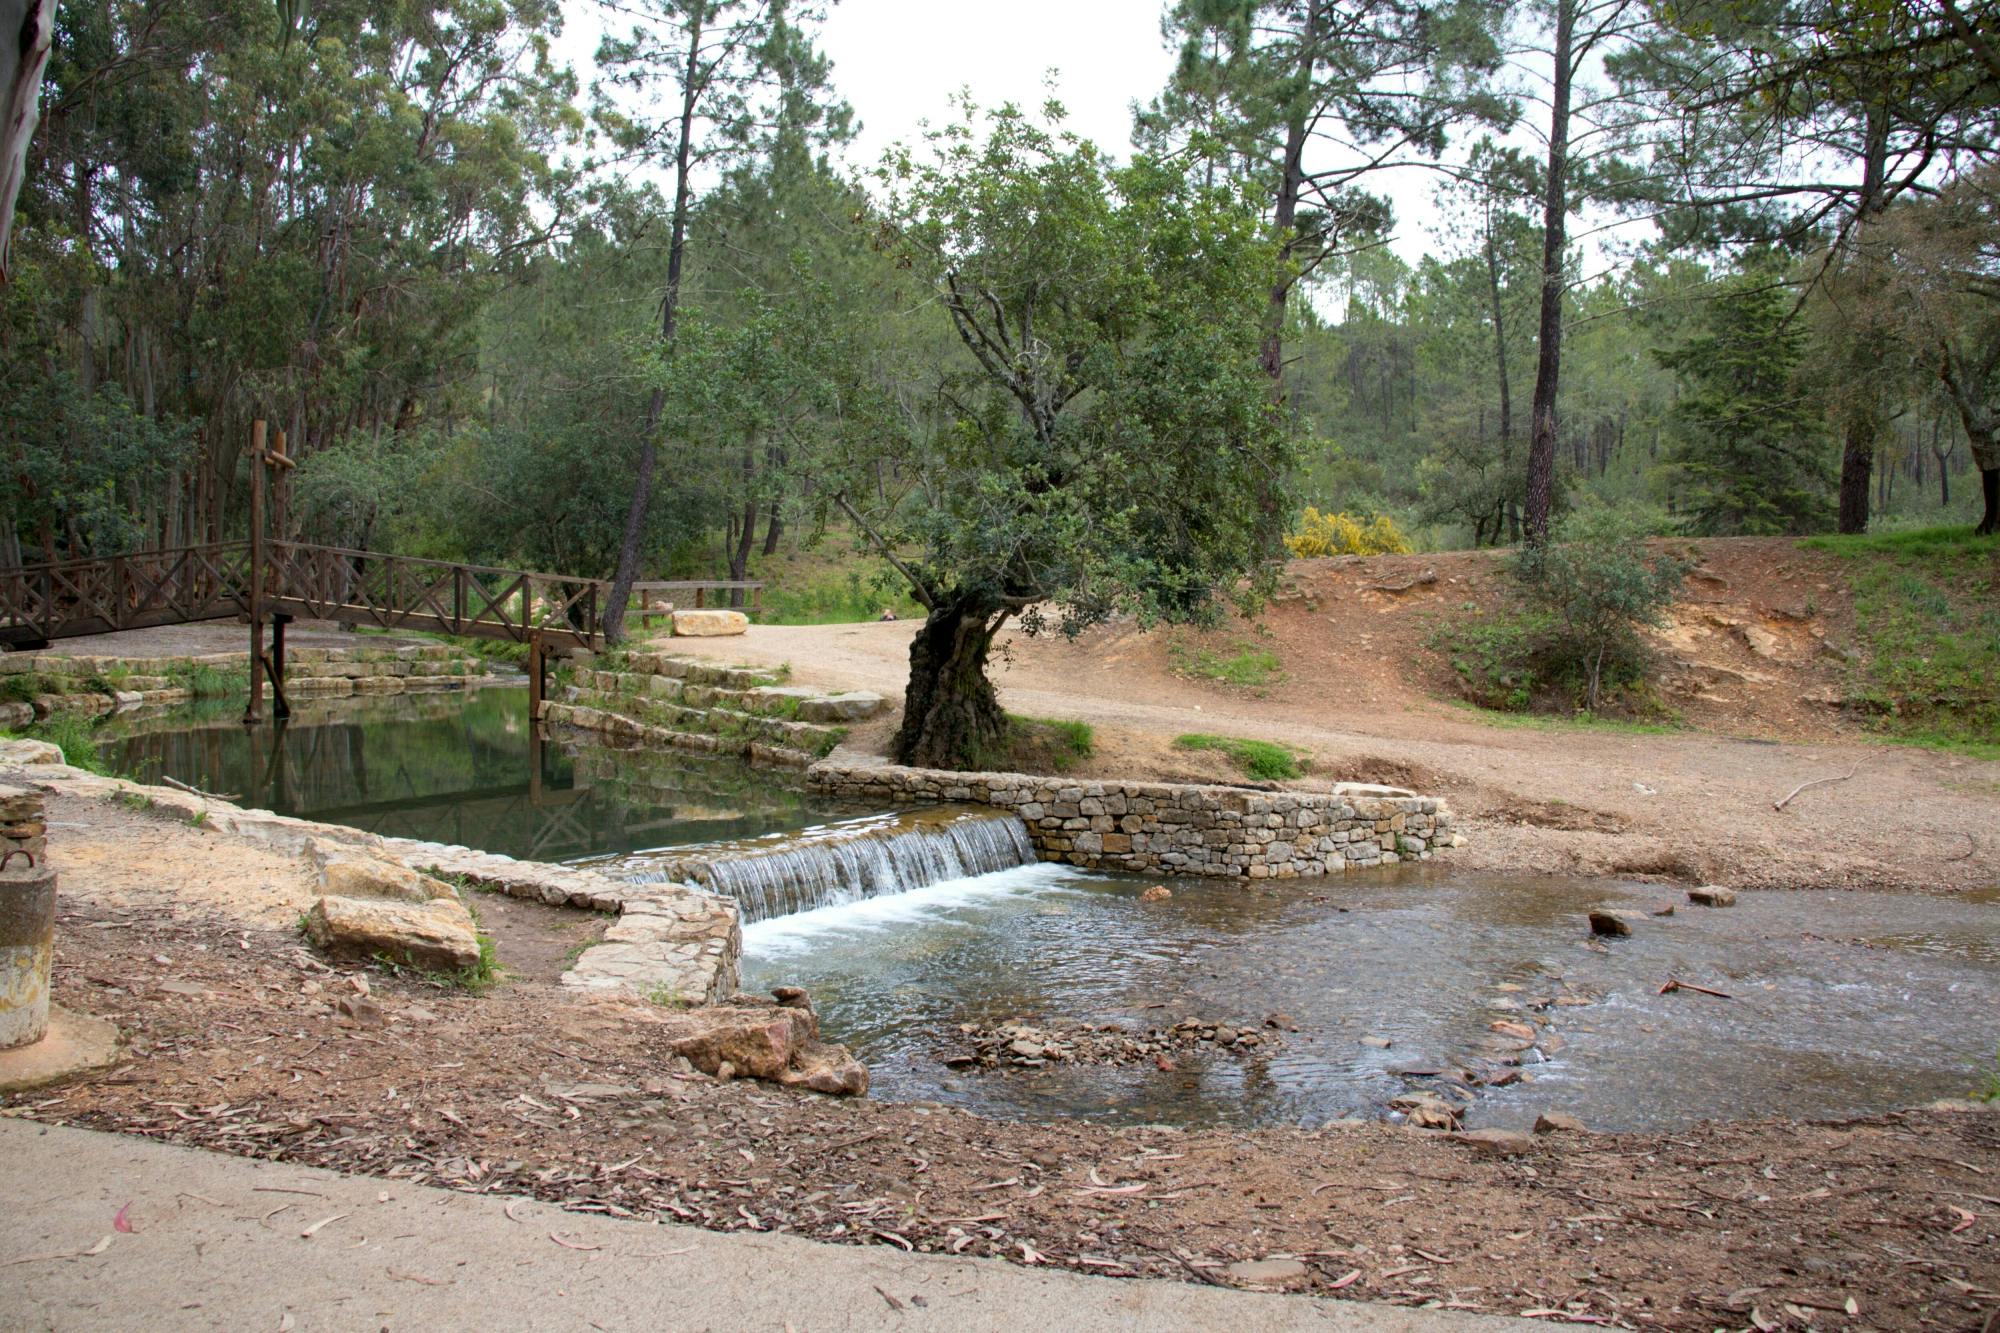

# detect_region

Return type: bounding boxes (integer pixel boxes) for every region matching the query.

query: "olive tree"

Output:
[826,106,1292,769]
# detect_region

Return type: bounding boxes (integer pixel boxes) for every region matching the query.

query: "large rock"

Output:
[304,895,482,973]
[309,842,459,904]
[669,1003,818,1080]
[671,609,749,637]
[1688,884,1738,908]
[661,996,868,1096]
[1588,909,1638,937]
[0,739,65,766]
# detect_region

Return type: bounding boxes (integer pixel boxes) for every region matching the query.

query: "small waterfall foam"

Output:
[607,806,1038,923]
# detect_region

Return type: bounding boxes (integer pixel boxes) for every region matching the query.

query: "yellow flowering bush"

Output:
[1283,508,1413,558]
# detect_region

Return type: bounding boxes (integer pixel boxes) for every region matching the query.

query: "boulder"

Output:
[305,894,482,973]
[1140,885,1172,902]
[1688,884,1738,908]
[0,739,65,766]
[669,1004,817,1080]
[310,843,459,904]
[775,1041,870,1096]
[1533,1111,1588,1134]
[671,609,749,637]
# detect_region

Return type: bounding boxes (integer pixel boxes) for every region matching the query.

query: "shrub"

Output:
[1512,508,1687,711]
[1427,613,1551,713]
[1284,508,1413,558]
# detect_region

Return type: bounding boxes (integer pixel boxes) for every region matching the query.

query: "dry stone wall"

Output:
[809,761,1456,878]
[0,642,486,729]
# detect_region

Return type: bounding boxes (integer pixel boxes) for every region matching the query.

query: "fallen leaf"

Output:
[113,1203,135,1234]
[299,1213,348,1239]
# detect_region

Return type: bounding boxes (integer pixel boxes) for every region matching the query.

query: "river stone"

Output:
[671,609,749,637]
[1534,1111,1588,1134]
[1457,1127,1535,1154]
[305,894,481,973]
[1587,909,1636,937]
[775,1040,870,1097]
[1224,1259,1310,1289]
[1688,884,1739,907]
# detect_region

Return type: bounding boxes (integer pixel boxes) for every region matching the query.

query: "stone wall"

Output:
[548,652,885,770]
[0,642,487,729]
[0,784,44,867]
[809,760,1457,878]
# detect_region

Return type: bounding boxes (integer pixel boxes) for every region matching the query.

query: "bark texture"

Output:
[891,594,1010,770]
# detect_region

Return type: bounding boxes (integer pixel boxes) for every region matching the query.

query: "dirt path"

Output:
[14,788,1998,1331]
[659,592,1999,894]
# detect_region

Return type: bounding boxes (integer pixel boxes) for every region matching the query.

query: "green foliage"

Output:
[761,566,924,626]
[852,104,1292,633]
[2,712,110,774]
[116,790,154,813]
[1513,507,1689,711]
[1167,637,1286,690]
[1657,278,1832,534]
[965,715,1096,775]
[1805,527,2000,755]
[1174,733,1309,782]
[1428,612,1550,713]
[162,663,251,698]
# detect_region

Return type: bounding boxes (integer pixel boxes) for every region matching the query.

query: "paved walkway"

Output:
[2,1120,1531,1331]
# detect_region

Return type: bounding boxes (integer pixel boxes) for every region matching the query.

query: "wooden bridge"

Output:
[0,539,607,723]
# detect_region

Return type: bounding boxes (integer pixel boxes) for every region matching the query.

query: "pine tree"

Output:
[1657,281,1832,535]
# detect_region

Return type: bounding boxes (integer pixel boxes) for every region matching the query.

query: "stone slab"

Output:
[0,1006,120,1093]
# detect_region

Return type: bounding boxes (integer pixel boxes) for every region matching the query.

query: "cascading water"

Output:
[595,806,1037,923]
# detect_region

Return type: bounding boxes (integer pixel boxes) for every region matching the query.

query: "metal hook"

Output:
[0,848,36,871]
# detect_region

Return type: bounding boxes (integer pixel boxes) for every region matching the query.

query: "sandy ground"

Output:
[25,621,440,659]
[656,562,2000,896]
[10,788,1997,1332]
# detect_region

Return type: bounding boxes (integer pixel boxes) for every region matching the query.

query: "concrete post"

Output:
[0,858,54,1050]
[0,784,53,1048]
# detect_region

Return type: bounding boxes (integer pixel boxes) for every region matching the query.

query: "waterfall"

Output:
[613,806,1037,923]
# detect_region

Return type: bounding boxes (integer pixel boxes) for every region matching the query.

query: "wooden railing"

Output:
[264,543,603,650]
[0,542,605,651]
[0,543,254,646]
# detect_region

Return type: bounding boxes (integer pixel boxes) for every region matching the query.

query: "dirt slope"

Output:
[662,539,2000,894]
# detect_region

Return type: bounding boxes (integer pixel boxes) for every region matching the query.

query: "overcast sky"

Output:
[563,1,1587,273]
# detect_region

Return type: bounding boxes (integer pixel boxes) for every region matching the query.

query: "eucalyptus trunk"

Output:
[1524,0,1574,549]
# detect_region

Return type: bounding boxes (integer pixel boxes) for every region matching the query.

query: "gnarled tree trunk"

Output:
[892,592,1010,770]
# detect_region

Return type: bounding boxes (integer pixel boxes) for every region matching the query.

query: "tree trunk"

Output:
[1835,103,1890,535]
[891,593,1010,770]
[1485,208,1513,484]
[1979,466,1998,537]
[1524,0,1574,549]
[761,498,783,556]
[604,5,706,644]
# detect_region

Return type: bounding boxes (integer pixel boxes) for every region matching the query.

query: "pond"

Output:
[102,685,860,863]
[740,862,2000,1133]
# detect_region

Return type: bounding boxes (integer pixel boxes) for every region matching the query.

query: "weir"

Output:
[604,806,1037,923]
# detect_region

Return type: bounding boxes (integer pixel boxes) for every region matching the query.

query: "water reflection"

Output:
[104,686,859,862]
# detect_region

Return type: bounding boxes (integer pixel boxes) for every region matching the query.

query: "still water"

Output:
[103,685,857,862]
[742,862,2000,1132]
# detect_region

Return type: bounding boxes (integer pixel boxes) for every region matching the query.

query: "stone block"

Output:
[672,609,750,637]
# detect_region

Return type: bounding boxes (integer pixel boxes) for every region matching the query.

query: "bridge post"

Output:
[527,630,546,722]
[269,612,291,721]
[244,420,267,726]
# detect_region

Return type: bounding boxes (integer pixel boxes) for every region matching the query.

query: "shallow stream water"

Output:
[742,862,2000,1132]
[91,688,2000,1132]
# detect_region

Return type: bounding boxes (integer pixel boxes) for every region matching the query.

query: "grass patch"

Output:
[1167,636,1285,690]
[1174,732,1310,781]
[644,984,695,1008]
[162,662,251,697]
[756,548,924,626]
[965,714,1095,775]
[1800,526,1999,754]
[1976,1045,2000,1104]
[1,712,112,773]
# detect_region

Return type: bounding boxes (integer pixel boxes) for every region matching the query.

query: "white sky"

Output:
[561,1,1620,275]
